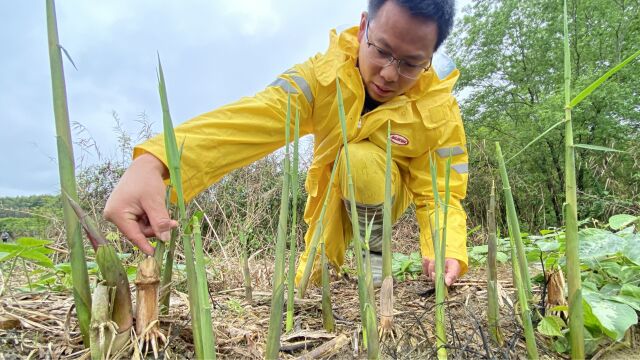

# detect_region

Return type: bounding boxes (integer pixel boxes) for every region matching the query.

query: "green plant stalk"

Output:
[154,187,172,272]
[379,121,395,332]
[191,215,216,360]
[22,258,33,291]
[363,217,377,313]
[494,143,532,298]
[296,151,341,297]
[382,121,393,278]
[429,154,447,360]
[265,95,293,359]
[509,233,539,359]
[496,143,538,359]
[157,57,206,358]
[46,0,91,346]
[562,1,584,357]
[487,181,503,346]
[336,79,379,359]
[240,230,253,304]
[320,241,335,333]
[286,108,300,333]
[159,227,177,313]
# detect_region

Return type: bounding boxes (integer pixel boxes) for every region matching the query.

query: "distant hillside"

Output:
[0,195,60,218]
[0,195,60,238]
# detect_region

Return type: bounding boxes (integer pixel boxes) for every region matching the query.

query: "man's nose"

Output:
[379,61,400,83]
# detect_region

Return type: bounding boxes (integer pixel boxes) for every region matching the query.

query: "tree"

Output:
[449,0,640,230]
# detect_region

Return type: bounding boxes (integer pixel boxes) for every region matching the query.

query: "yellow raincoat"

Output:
[134,26,469,285]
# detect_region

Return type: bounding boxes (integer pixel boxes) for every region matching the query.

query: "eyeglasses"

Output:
[365,21,432,79]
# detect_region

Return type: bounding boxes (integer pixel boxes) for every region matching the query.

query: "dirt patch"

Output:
[0,262,557,359]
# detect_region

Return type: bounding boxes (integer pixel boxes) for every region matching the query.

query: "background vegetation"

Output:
[450,0,639,232]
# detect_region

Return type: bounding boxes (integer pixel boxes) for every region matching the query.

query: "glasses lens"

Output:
[398,65,422,79]
[367,44,393,66]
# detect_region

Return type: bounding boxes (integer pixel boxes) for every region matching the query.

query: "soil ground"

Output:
[0,250,638,359]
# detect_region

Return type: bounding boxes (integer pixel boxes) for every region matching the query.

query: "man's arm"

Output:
[408,97,469,286]
[104,59,318,253]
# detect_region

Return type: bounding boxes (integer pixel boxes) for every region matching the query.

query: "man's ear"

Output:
[357,11,368,42]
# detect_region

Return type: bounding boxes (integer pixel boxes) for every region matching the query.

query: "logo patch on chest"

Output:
[390,133,409,146]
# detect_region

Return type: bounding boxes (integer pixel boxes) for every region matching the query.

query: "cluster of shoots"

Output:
[336,79,380,358]
[47,0,217,355]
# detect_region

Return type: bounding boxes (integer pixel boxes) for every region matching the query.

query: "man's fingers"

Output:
[422,258,436,281]
[116,219,156,256]
[142,199,178,242]
[423,258,462,285]
[444,259,462,286]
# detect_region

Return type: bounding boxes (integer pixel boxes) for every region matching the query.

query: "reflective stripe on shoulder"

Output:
[451,163,469,174]
[268,71,314,105]
[436,146,465,157]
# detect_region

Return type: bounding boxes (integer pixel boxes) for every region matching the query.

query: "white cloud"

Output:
[220,0,281,36]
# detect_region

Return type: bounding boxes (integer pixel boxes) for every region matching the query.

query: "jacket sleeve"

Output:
[133,60,318,202]
[408,97,469,275]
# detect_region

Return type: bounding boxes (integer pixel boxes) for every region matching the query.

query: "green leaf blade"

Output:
[569,49,640,108]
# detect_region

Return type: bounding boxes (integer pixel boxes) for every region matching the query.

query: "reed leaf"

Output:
[569,49,640,109]
[265,94,293,359]
[46,0,92,345]
[505,119,567,163]
[336,79,379,358]
[573,144,623,153]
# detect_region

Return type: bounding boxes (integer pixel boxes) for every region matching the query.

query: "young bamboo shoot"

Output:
[265,95,293,359]
[487,181,504,345]
[46,0,91,345]
[286,108,301,333]
[336,79,379,358]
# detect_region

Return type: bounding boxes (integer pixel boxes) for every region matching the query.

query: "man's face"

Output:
[357,1,438,103]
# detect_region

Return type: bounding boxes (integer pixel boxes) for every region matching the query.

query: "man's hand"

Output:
[103,154,178,256]
[422,257,461,286]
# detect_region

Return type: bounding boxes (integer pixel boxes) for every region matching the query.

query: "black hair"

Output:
[368,0,455,50]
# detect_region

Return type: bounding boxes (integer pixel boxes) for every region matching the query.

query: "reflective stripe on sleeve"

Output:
[291,75,314,105]
[268,77,298,95]
[436,146,465,157]
[452,163,469,174]
[268,71,314,105]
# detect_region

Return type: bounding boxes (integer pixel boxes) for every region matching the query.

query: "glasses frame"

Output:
[364,20,432,80]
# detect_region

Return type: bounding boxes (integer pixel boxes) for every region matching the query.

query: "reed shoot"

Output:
[286,108,301,333]
[265,95,293,359]
[46,0,92,345]
[336,78,379,358]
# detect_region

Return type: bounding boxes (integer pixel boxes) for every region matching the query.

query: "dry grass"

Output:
[1,249,561,360]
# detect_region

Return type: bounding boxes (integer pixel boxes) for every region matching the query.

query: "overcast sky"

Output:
[0,1,470,197]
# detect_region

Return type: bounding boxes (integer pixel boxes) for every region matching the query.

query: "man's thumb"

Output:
[146,207,178,242]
